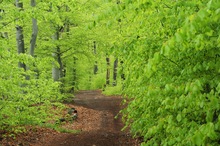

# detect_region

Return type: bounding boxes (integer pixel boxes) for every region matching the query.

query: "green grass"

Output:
[41,123,81,134]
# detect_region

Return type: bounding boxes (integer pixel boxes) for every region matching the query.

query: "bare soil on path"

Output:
[0,90,140,146]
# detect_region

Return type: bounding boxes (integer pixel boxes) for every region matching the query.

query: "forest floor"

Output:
[0,90,141,146]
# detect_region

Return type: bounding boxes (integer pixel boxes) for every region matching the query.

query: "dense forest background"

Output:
[0,0,220,145]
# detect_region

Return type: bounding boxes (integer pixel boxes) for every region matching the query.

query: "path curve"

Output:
[46,90,139,146]
[0,90,140,146]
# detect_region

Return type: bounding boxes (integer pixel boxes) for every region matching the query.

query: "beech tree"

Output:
[29,0,38,57]
[113,58,118,86]
[0,0,69,133]
[15,0,26,70]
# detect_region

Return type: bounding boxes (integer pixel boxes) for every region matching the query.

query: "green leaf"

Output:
[206,111,213,122]
[164,45,170,56]
[175,33,183,42]
[176,113,182,122]
[197,9,208,19]
[192,132,203,146]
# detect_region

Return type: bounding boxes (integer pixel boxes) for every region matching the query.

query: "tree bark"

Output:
[106,56,110,85]
[93,41,98,74]
[57,47,64,78]
[15,0,26,70]
[120,60,125,81]
[52,29,65,82]
[52,56,60,81]
[52,30,60,81]
[113,58,118,86]
[29,0,38,57]
[71,56,77,93]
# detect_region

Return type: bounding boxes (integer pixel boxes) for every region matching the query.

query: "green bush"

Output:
[118,0,220,145]
[90,73,106,90]
[102,84,122,96]
[0,53,64,134]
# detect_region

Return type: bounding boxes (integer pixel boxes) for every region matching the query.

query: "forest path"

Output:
[38,90,139,146]
[0,90,140,146]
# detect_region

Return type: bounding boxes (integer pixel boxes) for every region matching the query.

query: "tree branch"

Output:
[162,55,181,68]
[162,3,172,9]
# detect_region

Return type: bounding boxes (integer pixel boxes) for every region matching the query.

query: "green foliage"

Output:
[0,51,64,131]
[78,72,106,90]
[41,123,81,134]
[2,1,219,145]
[90,73,106,90]
[93,0,220,145]
[102,84,122,96]
[0,0,72,134]
[54,127,80,134]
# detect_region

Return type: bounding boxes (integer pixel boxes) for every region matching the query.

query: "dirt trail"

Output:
[0,90,140,146]
[51,91,136,146]
[48,90,138,146]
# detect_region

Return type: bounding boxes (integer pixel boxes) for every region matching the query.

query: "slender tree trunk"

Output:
[26,0,39,80]
[15,0,26,70]
[106,55,110,85]
[52,55,60,81]
[52,30,60,81]
[52,30,64,82]
[120,60,125,81]
[30,0,38,57]
[93,41,98,74]
[113,58,118,86]
[57,48,64,78]
[52,4,69,81]
[71,56,77,93]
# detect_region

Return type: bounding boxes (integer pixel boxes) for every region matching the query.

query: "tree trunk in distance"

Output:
[57,47,64,78]
[106,56,110,85]
[93,41,98,74]
[120,60,125,81]
[29,0,38,57]
[113,58,118,86]
[52,30,60,81]
[71,56,77,93]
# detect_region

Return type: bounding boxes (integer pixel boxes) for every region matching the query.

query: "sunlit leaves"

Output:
[0,0,70,132]
[108,0,220,145]
[192,122,218,145]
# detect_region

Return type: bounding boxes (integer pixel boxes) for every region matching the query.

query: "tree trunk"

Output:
[106,56,110,85]
[93,41,98,74]
[71,56,77,93]
[52,29,64,82]
[52,57,60,81]
[120,60,125,81]
[15,0,26,70]
[113,58,118,86]
[29,0,38,57]
[52,30,60,81]
[57,47,64,78]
